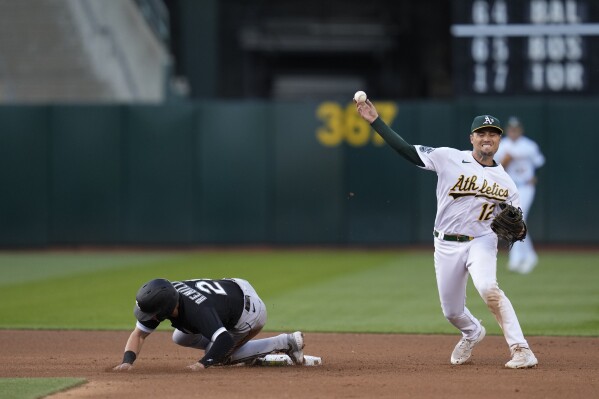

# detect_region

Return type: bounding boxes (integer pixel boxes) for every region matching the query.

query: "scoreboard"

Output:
[451,0,599,95]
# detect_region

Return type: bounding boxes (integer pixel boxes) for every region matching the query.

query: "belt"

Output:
[434,230,474,242]
[244,295,251,312]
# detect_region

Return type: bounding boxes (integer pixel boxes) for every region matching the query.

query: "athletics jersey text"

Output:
[449,175,509,201]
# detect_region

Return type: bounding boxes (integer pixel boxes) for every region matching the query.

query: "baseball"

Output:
[354,90,367,103]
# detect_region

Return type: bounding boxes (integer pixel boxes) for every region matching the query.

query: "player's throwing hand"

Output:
[355,99,378,124]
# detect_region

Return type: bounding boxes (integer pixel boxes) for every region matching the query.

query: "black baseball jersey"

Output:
[138,278,244,340]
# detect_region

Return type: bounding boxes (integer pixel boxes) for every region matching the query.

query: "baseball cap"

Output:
[470,115,503,134]
[507,116,521,127]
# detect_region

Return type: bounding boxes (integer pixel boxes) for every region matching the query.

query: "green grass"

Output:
[0,250,597,336]
[0,378,86,399]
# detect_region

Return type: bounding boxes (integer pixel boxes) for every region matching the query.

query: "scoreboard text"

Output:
[451,0,599,95]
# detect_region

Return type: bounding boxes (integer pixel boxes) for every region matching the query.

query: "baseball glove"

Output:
[491,203,527,248]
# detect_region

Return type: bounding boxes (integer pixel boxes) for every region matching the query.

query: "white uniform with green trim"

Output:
[415,144,529,348]
[495,135,545,272]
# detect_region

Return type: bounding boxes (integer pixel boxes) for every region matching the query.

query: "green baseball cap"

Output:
[471,115,503,134]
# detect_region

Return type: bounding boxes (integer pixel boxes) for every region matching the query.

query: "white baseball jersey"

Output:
[494,136,545,186]
[414,145,529,348]
[414,146,520,237]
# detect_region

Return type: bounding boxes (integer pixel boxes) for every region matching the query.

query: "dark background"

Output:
[162,0,599,100]
[2,0,598,247]
[163,0,453,100]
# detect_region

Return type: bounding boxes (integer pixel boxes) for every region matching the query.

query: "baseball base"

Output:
[303,355,323,366]
[254,354,322,366]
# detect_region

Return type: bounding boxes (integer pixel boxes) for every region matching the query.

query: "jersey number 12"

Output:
[479,203,496,221]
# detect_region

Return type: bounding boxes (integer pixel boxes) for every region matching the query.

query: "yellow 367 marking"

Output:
[316,101,398,147]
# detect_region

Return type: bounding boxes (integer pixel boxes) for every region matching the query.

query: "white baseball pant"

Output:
[434,233,529,348]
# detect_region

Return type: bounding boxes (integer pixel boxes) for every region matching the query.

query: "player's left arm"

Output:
[500,153,513,168]
[531,142,545,168]
[495,143,513,167]
[113,326,151,371]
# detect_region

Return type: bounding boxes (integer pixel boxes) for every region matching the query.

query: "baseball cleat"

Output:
[450,326,486,365]
[285,331,305,365]
[518,255,538,274]
[505,345,538,369]
[507,261,522,273]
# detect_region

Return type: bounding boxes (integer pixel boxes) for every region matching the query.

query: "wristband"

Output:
[123,350,136,365]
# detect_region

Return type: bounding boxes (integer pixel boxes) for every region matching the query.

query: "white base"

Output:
[255,354,322,366]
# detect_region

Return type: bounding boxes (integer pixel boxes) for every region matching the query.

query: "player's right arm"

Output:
[355,100,424,167]
[113,326,151,371]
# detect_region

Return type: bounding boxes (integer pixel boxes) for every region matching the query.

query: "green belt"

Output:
[433,230,474,242]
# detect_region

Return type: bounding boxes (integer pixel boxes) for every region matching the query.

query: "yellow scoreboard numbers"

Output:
[316,101,398,147]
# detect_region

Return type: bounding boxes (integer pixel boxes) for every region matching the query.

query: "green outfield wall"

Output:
[0,99,596,246]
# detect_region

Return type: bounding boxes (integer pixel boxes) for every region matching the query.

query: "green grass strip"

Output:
[0,377,86,399]
[0,252,179,286]
[0,250,597,336]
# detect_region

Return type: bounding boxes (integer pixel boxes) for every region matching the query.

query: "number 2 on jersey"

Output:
[194,280,227,295]
[479,203,496,221]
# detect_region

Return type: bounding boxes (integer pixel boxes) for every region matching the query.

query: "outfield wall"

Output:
[0,99,596,246]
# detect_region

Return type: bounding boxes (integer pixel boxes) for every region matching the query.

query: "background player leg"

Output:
[516,236,538,274]
[509,185,538,274]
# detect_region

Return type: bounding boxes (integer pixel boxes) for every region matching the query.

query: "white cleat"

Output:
[450,326,486,365]
[519,255,538,274]
[285,331,305,365]
[508,261,522,273]
[505,345,538,369]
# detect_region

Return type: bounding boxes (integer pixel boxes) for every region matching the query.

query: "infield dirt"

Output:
[1,330,597,398]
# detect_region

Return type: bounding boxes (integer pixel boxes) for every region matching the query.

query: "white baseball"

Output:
[354,90,367,103]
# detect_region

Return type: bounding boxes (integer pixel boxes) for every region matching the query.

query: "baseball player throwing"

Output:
[356,99,538,368]
[113,278,305,370]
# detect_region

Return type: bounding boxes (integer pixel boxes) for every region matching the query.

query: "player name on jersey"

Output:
[172,282,208,305]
